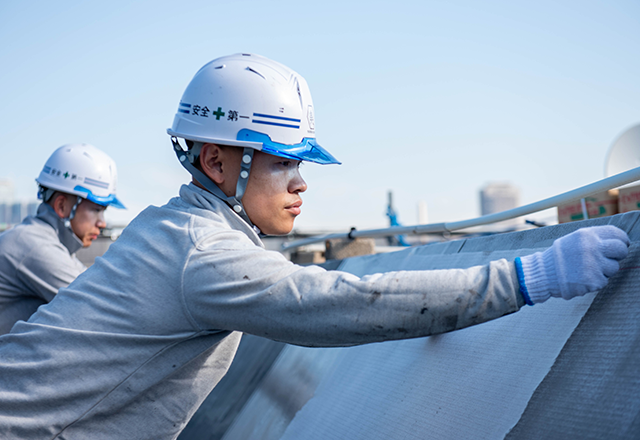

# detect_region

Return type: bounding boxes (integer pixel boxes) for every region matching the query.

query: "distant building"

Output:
[0,179,13,204]
[10,203,23,225]
[27,202,38,217]
[0,179,13,226]
[479,182,521,229]
[0,178,39,229]
[0,202,39,228]
[0,205,7,227]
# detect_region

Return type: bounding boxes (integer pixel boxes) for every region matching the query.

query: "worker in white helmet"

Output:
[0,143,124,335]
[0,54,629,438]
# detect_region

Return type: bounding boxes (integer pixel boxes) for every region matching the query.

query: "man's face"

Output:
[70,200,107,247]
[242,151,307,235]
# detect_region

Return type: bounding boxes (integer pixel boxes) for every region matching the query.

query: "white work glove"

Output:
[514,225,630,305]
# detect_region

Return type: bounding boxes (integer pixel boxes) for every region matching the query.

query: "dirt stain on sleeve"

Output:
[369,291,382,304]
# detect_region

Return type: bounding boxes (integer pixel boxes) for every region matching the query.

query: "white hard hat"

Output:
[167,53,339,165]
[36,143,125,209]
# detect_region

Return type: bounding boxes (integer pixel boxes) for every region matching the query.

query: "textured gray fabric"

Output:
[506,237,640,439]
[0,183,523,439]
[0,203,85,335]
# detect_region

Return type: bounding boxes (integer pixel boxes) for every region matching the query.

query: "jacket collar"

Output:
[36,203,84,255]
[180,183,264,247]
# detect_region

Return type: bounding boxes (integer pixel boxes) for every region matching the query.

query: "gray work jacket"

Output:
[0,203,85,335]
[0,183,524,439]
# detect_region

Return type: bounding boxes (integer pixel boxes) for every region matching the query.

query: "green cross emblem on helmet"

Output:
[213,107,225,120]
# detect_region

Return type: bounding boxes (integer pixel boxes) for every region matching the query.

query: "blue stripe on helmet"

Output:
[252,120,300,129]
[253,113,301,123]
[84,177,109,189]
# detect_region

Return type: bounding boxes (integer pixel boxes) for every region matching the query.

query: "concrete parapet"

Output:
[324,237,375,261]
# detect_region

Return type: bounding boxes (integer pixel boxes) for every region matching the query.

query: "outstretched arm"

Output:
[185,225,629,347]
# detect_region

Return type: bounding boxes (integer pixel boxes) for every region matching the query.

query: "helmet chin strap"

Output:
[38,185,56,203]
[39,185,83,230]
[64,196,82,229]
[171,137,258,232]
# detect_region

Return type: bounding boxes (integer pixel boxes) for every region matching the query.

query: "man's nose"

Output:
[97,211,107,228]
[290,170,307,194]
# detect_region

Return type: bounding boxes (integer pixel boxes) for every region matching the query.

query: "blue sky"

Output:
[1,0,639,230]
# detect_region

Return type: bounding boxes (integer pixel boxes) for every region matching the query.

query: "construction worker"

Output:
[0,143,124,335]
[0,54,629,439]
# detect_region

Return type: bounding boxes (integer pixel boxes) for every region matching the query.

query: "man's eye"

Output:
[278,160,302,169]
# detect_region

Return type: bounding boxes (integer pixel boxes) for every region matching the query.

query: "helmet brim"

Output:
[73,185,126,209]
[237,129,341,165]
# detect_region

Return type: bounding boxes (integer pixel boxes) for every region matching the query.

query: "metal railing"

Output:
[282,166,640,251]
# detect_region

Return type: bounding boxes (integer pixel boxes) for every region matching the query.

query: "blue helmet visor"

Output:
[236,129,341,165]
[73,185,126,209]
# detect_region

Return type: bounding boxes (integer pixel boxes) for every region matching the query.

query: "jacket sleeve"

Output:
[17,244,86,303]
[182,231,525,347]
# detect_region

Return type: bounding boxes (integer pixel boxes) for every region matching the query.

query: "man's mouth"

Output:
[286,201,302,216]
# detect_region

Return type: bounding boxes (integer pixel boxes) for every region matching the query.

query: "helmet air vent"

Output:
[245,67,266,80]
[295,79,303,108]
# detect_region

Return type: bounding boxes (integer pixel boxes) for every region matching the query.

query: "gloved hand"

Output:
[514,225,630,305]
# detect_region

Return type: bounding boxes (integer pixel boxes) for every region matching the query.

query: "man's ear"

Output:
[50,193,72,219]
[198,143,243,198]
[199,143,226,185]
